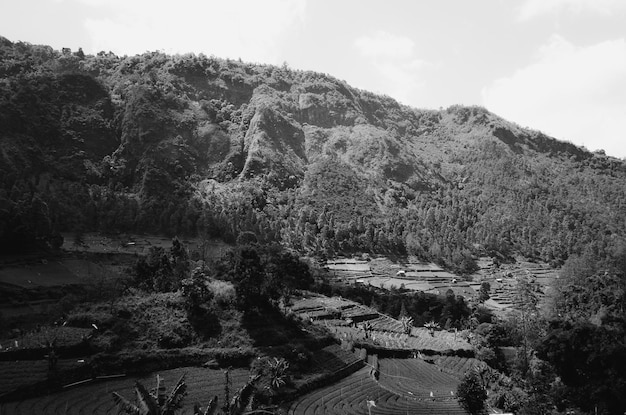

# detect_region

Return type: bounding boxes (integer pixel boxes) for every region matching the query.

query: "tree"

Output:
[231,247,266,310]
[478,282,490,303]
[537,320,626,414]
[457,370,487,415]
[400,315,413,336]
[512,274,542,376]
[181,266,213,312]
[134,246,174,292]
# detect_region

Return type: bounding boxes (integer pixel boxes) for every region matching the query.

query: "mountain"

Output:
[1,36,626,270]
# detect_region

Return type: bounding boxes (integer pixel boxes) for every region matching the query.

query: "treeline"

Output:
[458,248,626,415]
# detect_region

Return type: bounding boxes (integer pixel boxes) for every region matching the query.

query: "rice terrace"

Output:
[1,26,626,415]
[0,233,562,414]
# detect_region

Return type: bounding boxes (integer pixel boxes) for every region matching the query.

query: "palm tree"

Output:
[266,358,289,392]
[112,373,187,415]
[424,321,440,337]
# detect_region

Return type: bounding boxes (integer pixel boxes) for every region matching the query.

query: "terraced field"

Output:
[328,324,471,352]
[288,366,466,415]
[294,295,472,352]
[0,366,251,414]
[472,258,559,312]
[377,358,460,399]
[431,356,487,379]
[308,344,363,374]
[0,359,88,396]
[0,326,93,350]
[326,257,476,299]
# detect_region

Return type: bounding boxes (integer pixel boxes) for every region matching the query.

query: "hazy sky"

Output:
[2,0,625,158]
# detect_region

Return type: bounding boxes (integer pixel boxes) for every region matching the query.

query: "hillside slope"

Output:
[1,36,626,269]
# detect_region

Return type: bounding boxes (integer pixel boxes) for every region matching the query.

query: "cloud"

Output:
[354,31,431,107]
[518,0,626,20]
[78,0,306,64]
[482,35,626,158]
[355,30,415,60]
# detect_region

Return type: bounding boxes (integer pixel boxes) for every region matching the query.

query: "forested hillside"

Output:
[1,36,626,272]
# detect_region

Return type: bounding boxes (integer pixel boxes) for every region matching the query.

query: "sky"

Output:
[2,0,625,158]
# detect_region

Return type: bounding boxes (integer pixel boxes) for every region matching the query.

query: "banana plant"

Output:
[112,373,187,415]
[424,321,440,337]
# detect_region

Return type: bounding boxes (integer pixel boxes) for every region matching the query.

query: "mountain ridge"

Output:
[1,36,625,270]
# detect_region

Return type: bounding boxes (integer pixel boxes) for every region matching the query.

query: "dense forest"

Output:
[1,36,626,413]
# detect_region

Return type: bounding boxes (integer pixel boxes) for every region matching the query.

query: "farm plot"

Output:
[0,262,84,288]
[326,261,371,272]
[288,366,466,415]
[291,296,378,323]
[297,295,472,352]
[0,366,251,415]
[377,357,460,399]
[328,325,472,352]
[357,276,434,292]
[0,326,93,350]
[431,356,487,379]
[308,344,363,374]
[0,359,88,395]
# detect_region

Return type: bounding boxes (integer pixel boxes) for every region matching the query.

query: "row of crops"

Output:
[432,356,486,379]
[0,326,93,350]
[376,358,460,399]
[294,295,472,352]
[0,366,251,414]
[288,366,467,415]
[0,359,87,396]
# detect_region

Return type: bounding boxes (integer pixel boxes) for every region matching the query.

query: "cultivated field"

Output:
[291,294,472,352]
[0,359,88,396]
[377,357,460,399]
[471,258,559,312]
[288,366,466,415]
[326,257,476,298]
[431,356,487,379]
[0,366,251,415]
[0,326,93,350]
[60,233,229,260]
[0,261,89,288]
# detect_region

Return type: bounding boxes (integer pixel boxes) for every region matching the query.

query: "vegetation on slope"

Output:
[2,36,626,273]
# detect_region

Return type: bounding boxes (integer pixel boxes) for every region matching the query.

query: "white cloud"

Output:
[482,35,626,158]
[355,30,415,59]
[79,0,306,64]
[353,31,431,107]
[518,0,626,20]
